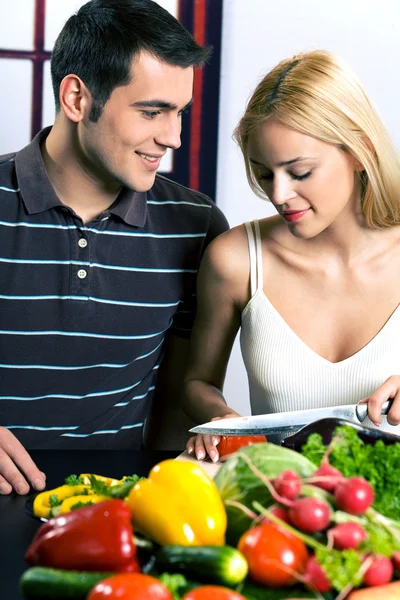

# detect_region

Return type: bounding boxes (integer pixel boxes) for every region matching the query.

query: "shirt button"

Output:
[77,269,87,279]
[78,238,88,248]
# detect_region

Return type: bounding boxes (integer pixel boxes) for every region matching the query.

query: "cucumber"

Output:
[155,545,248,586]
[20,567,114,599]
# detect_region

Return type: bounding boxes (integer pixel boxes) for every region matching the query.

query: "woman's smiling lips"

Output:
[282,208,310,223]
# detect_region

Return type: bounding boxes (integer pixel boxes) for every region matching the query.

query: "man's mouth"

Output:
[136,152,163,162]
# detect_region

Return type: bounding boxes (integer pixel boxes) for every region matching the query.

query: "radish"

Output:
[311,461,345,492]
[328,522,367,550]
[363,555,393,587]
[392,551,400,572]
[261,505,290,526]
[334,477,374,515]
[273,470,301,501]
[288,497,331,533]
[303,555,331,592]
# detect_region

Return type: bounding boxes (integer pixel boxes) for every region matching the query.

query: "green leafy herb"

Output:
[88,475,110,495]
[301,425,400,520]
[110,479,144,499]
[73,487,90,496]
[158,573,198,600]
[69,500,95,511]
[123,474,145,484]
[49,494,61,507]
[64,474,85,486]
[316,547,363,592]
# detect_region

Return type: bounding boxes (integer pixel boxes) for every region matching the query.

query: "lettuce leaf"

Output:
[214,443,316,544]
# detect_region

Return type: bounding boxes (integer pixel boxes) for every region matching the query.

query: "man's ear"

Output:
[59,75,92,123]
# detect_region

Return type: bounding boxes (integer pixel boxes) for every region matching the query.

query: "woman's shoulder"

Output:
[201,216,282,281]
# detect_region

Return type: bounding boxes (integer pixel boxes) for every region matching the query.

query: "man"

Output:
[0,0,228,495]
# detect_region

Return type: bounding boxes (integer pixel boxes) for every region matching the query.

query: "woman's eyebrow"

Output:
[249,156,315,167]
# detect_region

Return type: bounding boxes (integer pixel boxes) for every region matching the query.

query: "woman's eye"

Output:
[259,172,273,181]
[291,171,312,181]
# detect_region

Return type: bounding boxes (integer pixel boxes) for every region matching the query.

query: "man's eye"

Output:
[142,110,162,118]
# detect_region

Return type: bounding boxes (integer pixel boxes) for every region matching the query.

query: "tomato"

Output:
[217,435,267,457]
[87,573,173,600]
[238,523,308,587]
[182,586,246,600]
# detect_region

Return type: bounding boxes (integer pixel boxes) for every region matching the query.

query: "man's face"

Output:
[78,51,194,192]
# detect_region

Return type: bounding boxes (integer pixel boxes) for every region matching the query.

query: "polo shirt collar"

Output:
[15,127,147,228]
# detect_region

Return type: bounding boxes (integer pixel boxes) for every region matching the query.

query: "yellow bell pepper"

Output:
[58,494,110,513]
[33,484,90,519]
[126,459,227,546]
[79,473,122,487]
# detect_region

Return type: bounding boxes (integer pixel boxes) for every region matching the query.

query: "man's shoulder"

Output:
[0,152,17,176]
[0,152,18,191]
[149,174,214,207]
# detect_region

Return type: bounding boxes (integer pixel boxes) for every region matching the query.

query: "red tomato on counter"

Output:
[182,586,246,600]
[217,435,267,457]
[87,573,173,600]
[238,522,308,587]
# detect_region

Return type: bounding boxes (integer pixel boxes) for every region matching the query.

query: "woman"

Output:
[182,50,400,462]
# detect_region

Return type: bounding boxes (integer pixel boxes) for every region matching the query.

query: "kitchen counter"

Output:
[0,449,178,600]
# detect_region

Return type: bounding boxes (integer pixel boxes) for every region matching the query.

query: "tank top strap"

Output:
[253,219,263,291]
[244,220,263,296]
[244,221,257,297]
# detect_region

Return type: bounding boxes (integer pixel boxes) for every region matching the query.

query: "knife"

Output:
[189,401,394,436]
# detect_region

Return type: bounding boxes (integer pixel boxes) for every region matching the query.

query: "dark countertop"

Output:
[0,449,178,600]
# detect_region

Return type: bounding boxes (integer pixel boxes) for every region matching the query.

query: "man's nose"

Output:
[156,115,182,151]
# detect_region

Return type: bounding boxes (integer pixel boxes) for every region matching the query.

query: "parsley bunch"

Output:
[301,426,400,520]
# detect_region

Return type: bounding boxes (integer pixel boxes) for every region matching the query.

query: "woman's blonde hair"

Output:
[234,50,400,228]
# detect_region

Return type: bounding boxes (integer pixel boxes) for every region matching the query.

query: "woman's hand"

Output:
[358,375,400,426]
[186,414,240,463]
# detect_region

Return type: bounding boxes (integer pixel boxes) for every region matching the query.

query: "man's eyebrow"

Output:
[131,98,194,111]
[249,156,315,167]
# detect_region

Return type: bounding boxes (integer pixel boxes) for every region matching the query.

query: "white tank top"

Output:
[240,220,400,433]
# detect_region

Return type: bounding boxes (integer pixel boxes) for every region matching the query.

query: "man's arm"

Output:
[143,333,197,451]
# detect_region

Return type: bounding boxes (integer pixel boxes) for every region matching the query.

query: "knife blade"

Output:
[189,401,393,436]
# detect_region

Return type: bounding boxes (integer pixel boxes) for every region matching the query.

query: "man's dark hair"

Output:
[51,0,212,121]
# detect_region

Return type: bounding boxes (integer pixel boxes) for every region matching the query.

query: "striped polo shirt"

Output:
[0,128,229,450]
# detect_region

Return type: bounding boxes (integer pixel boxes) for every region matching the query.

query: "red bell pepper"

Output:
[25,499,138,573]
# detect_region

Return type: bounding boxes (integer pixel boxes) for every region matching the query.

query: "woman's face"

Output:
[247,119,362,238]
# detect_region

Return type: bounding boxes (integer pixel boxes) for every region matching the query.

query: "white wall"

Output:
[216,0,400,415]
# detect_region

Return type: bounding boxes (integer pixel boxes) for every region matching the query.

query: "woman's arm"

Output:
[182,228,248,460]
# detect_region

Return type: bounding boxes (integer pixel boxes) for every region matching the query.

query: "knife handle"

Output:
[356,399,393,421]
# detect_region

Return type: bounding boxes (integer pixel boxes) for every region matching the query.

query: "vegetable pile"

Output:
[19,428,400,599]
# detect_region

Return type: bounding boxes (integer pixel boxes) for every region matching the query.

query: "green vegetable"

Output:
[315,547,363,592]
[158,573,199,600]
[238,580,321,599]
[49,494,61,508]
[64,475,85,486]
[155,545,248,587]
[110,479,142,498]
[87,474,144,498]
[301,425,400,520]
[214,443,316,544]
[19,567,114,599]
[69,500,94,511]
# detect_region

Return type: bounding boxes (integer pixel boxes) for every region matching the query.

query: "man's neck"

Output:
[41,122,121,224]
